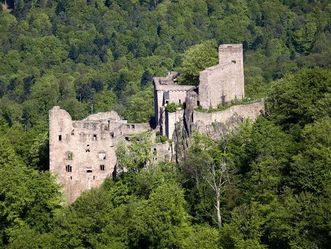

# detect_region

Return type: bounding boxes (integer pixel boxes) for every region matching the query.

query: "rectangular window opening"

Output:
[65,165,72,173]
[67,152,73,160]
[59,135,62,141]
[100,165,105,171]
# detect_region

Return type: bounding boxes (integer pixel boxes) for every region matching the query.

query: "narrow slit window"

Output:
[86,169,92,173]
[59,135,62,141]
[93,134,97,141]
[65,165,72,172]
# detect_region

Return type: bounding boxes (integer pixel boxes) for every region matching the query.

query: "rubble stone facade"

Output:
[49,107,150,203]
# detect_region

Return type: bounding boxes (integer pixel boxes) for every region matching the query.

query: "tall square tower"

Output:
[199,44,244,108]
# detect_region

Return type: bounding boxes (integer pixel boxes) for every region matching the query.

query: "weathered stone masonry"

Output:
[49,107,150,203]
[50,44,264,203]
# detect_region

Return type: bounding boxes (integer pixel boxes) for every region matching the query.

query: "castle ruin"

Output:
[49,44,264,203]
[49,108,150,203]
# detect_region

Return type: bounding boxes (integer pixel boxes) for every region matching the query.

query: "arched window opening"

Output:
[66,152,73,160]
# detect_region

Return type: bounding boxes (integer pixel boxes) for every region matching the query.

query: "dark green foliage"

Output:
[0,0,330,128]
[267,68,331,133]
[0,1,330,248]
[0,137,62,247]
[178,40,218,85]
[165,102,178,112]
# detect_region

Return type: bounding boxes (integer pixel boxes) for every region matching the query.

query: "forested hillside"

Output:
[0,0,330,248]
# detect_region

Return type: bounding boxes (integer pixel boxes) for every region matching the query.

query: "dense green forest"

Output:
[0,0,330,248]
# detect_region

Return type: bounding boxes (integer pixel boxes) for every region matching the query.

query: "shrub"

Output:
[165,102,178,112]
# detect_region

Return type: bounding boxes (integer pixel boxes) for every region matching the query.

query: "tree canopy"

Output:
[0,1,330,248]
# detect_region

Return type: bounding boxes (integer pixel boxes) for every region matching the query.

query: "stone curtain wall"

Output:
[193,102,264,128]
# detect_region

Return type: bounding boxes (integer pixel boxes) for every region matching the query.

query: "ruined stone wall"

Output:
[199,44,244,108]
[193,102,264,129]
[154,86,194,127]
[166,109,184,139]
[152,143,172,162]
[49,106,151,203]
[167,90,190,105]
[154,89,164,127]
[119,123,151,136]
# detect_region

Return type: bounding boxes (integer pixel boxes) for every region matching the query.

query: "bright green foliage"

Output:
[121,87,154,123]
[220,203,267,249]
[165,102,179,112]
[129,183,191,248]
[0,137,62,247]
[116,132,153,172]
[0,1,330,249]
[245,117,295,203]
[93,90,117,113]
[180,225,220,249]
[178,40,218,85]
[288,117,331,195]
[265,190,330,249]
[267,68,331,133]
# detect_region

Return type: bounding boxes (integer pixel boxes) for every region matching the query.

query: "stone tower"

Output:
[199,44,244,108]
[49,107,119,203]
